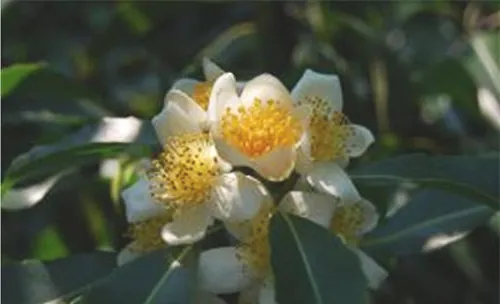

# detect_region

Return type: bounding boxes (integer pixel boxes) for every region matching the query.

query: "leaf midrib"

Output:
[361,205,490,247]
[282,213,324,304]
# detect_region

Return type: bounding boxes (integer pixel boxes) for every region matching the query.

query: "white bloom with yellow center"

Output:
[209,72,310,181]
[198,191,387,303]
[122,91,268,247]
[151,58,227,146]
[291,69,375,197]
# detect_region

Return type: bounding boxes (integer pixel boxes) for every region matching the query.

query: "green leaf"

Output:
[3,117,156,191]
[350,154,500,210]
[361,189,493,256]
[81,246,196,304]
[269,212,368,304]
[1,63,44,98]
[1,252,117,304]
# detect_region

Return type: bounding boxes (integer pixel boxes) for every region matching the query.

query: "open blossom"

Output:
[121,89,268,247]
[291,69,374,197]
[198,189,387,303]
[209,72,310,181]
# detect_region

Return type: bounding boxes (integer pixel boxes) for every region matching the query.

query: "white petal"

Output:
[194,291,228,304]
[240,74,292,109]
[213,136,252,168]
[293,175,314,192]
[357,198,379,234]
[161,206,213,245]
[291,69,343,112]
[345,124,375,157]
[152,90,205,145]
[203,57,226,82]
[258,280,277,304]
[208,72,241,124]
[306,162,361,202]
[171,78,199,96]
[279,191,338,228]
[122,178,165,223]
[117,243,142,266]
[355,250,388,289]
[198,247,253,294]
[209,172,269,222]
[224,199,273,241]
[251,148,296,182]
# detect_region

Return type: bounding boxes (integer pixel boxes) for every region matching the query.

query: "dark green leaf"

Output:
[361,189,493,256]
[81,246,196,304]
[1,63,43,98]
[270,212,368,304]
[3,117,156,191]
[1,252,117,304]
[350,154,500,209]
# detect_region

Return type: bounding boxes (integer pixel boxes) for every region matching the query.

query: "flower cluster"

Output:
[119,58,386,303]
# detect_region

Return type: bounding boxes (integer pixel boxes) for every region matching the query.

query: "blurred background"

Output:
[1,1,499,304]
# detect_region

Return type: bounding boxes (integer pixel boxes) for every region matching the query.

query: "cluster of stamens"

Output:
[298,96,354,162]
[148,133,221,213]
[128,212,172,253]
[236,202,275,278]
[191,82,212,111]
[220,99,303,158]
[329,202,366,245]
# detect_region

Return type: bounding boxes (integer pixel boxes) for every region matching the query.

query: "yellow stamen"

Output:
[192,82,212,111]
[128,212,171,253]
[148,133,221,212]
[300,97,353,162]
[329,203,365,245]
[220,99,302,158]
[236,202,275,278]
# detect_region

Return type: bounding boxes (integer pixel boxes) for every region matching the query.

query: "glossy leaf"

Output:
[1,63,44,98]
[1,252,117,304]
[80,246,196,304]
[270,212,368,304]
[350,154,500,209]
[3,117,156,192]
[361,189,494,256]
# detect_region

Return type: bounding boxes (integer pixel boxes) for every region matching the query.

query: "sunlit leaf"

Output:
[2,117,156,194]
[1,252,117,304]
[361,189,493,256]
[350,154,500,209]
[269,212,368,304]
[80,246,196,304]
[1,63,44,98]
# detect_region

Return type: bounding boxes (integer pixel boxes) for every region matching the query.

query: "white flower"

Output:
[122,90,268,247]
[280,191,388,289]
[291,69,375,196]
[198,199,277,304]
[198,191,387,304]
[151,58,226,146]
[209,72,310,181]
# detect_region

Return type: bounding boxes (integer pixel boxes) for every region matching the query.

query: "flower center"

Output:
[301,97,352,162]
[236,202,274,278]
[220,99,303,158]
[329,203,365,245]
[128,212,171,253]
[191,82,212,111]
[148,133,221,211]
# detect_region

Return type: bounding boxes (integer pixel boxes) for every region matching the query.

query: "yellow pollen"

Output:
[148,133,221,211]
[191,82,212,111]
[236,202,275,278]
[128,212,171,253]
[220,99,302,158]
[329,203,366,245]
[299,96,354,162]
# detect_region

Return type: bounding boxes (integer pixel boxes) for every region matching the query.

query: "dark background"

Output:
[1,1,499,304]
